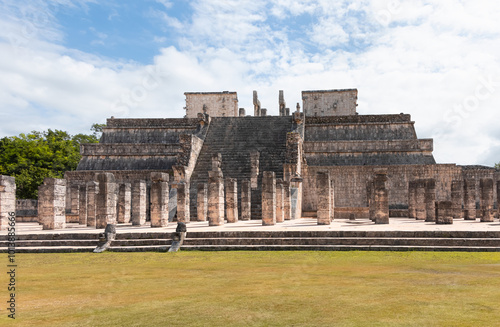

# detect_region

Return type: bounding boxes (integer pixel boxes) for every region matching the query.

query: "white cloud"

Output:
[0,0,499,167]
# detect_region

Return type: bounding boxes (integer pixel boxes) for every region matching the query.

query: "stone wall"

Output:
[15,199,38,222]
[302,89,357,116]
[185,92,238,118]
[303,164,462,210]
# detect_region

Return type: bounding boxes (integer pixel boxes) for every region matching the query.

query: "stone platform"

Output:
[2,218,500,253]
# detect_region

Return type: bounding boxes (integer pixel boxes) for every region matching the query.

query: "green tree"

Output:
[495,162,500,169]
[0,128,99,199]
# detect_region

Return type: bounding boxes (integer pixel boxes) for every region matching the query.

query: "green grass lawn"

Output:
[1,251,500,326]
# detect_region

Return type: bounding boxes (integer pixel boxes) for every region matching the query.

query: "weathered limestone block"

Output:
[480,178,494,222]
[436,201,453,225]
[451,180,463,219]
[283,181,291,221]
[208,171,225,226]
[316,171,331,225]
[212,153,222,172]
[463,179,476,220]
[117,183,131,224]
[96,173,117,229]
[262,171,276,226]
[372,172,389,225]
[86,181,98,227]
[253,90,261,117]
[79,185,87,225]
[225,178,238,223]
[239,108,246,117]
[261,109,268,116]
[497,181,500,219]
[0,176,16,231]
[415,180,426,221]
[367,179,375,221]
[408,181,416,219]
[276,179,284,223]
[131,180,147,226]
[197,183,208,222]
[38,178,66,230]
[240,179,251,221]
[250,151,260,189]
[330,180,335,221]
[424,179,436,222]
[177,182,190,223]
[150,173,169,227]
[70,184,79,215]
[279,90,286,116]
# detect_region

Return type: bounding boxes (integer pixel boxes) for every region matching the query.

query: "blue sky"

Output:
[1,0,500,166]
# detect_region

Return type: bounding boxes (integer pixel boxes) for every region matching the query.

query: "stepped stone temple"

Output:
[11,88,498,229]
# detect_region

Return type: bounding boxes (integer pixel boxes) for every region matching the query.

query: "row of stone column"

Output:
[196,171,293,226]
[409,178,500,224]
[37,172,172,230]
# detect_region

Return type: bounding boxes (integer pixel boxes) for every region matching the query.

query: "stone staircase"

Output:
[0,232,173,253]
[2,230,500,253]
[189,116,293,220]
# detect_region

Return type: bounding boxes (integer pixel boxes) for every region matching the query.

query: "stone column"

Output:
[86,181,98,227]
[367,179,374,221]
[497,181,500,220]
[78,185,87,225]
[197,183,208,222]
[424,179,436,222]
[117,183,131,224]
[150,173,169,227]
[0,176,16,231]
[240,179,251,221]
[96,173,117,229]
[208,153,225,226]
[316,171,331,225]
[415,180,426,221]
[70,184,79,215]
[225,178,238,223]
[276,179,284,223]
[262,171,276,226]
[408,181,416,219]
[372,172,389,224]
[330,180,335,221]
[176,182,190,223]
[463,179,476,220]
[283,181,291,221]
[451,180,463,219]
[250,151,260,189]
[436,201,453,225]
[480,178,494,222]
[131,180,147,226]
[38,178,66,230]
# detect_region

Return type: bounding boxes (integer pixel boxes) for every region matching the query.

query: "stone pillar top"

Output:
[212,153,222,171]
[96,173,115,183]
[43,177,66,186]
[150,172,169,182]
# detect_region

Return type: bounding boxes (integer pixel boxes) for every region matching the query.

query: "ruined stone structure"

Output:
[0,176,16,231]
[60,88,498,228]
[302,89,358,117]
[184,91,238,118]
[38,178,66,230]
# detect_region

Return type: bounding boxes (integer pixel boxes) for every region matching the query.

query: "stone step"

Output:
[180,245,500,252]
[181,237,500,247]
[0,239,173,247]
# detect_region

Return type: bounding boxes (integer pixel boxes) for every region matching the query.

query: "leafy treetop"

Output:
[0,127,100,199]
